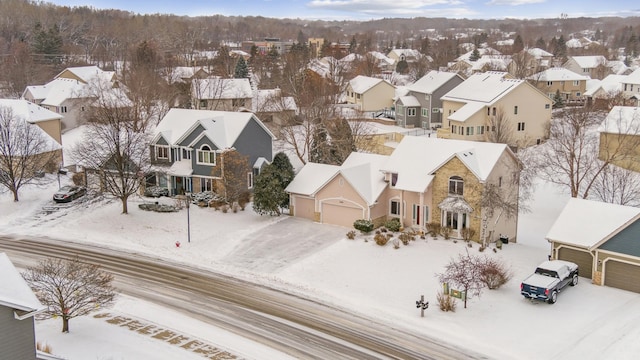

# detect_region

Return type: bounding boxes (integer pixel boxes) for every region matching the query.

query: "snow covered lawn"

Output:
[2,175,640,359]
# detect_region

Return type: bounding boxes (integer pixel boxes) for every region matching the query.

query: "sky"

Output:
[44,0,640,21]
[2,125,640,359]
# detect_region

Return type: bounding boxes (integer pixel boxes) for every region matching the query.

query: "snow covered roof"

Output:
[566,38,583,48]
[569,55,607,69]
[286,152,389,205]
[388,48,421,59]
[154,108,274,149]
[455,47,500,62]
[526,48,553,59]
[29,78,89,106]
[598,106,640,135]
[407,70,461,94]
[367,51,395,66]
[584,75,626,97]
[55,65,115,84]
[546,198,640,249]
[192,78,253,100]
[252,89,297,112]
[0,98,62,123]
[624,68,640,85]
[448,101,485,122]
[340,53,363,63]
[607,60,630,75]
[381,136,511,192]
[168,159,193,177]
[0,253,43,314]
[441,72,522,105]
[397,95,420,107]
[349,75,392,94]
[471,55,511,71]
[527,67,590,82]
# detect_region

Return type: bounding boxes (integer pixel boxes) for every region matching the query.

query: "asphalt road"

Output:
[0,235,490,360]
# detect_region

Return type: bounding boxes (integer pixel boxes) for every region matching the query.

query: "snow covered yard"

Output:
[2,174,640,359]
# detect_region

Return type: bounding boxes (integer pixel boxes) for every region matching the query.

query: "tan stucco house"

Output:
[438,72,552,148]
[287,136,520,244]
[526,67,589,103]
[191,78,253,111]
[598,106,640,172]
[563,55,610,80]
[345,75,395,112]
[547,198,640,293]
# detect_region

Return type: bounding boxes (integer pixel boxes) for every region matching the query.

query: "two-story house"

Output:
[191,78,253,111]
[22,66,116,131]
[395,71,465,129]
[345,75,395,112]
[563,55,610,80]
[622,68,640,106]
[526,67,590,103]
[286,136,520,244]
[598,106,640,173]
[438,72,552,148]
[0,253,47,360]
[149,109,274,196]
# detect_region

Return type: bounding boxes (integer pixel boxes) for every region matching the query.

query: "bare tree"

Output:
[510,50,536,79]
[22,257,116,333]
[485,106,516,146]
[0,105,60,201]
[436,251,484,309]
[71,94,149,214]
[591,164,640,207]
[219,149,250,204]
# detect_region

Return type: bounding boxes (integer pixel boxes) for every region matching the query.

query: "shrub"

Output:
[386,233,393,239]
[436,291,456,312]
[353,219,374,234]
[478,258,512,290]
[479,246,486,252]
[238,191,251,210]
[427,222,441,238]
[441,226,452,240]
[399,232,412,245]
[384,217,401,232]
[221,205,229,213]
[380,227,388,233]
[346,230,356,240]
[36,341,53,354]
[144,185,169,198]
[374,233,389,246]
[392,238,400,249]
[72,172,85,186]
[461,227,476,242]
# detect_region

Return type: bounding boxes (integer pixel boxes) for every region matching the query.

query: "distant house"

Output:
[165,66,209,84]
[395,70,465,129]
[584,74,627,109]
[547,198,640,293]
[287,136,520,244]
[438,72,552,148]
[387,49,422,64]
[563,55,609,80]
[252,89,297,126]
[597,106,640,173]
[191,78,253,111]
[526,67,590,103]
[345,75,395,112]
[149,108,274,196]
[22,66,117,131]
[621,69,640,106]
[0,253,48,360]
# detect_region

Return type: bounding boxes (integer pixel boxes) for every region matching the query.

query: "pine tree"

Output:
[512,35,524,53]
[252,164,287,216]
[271,152,295,209]
[553,89,565,108]
[535,37,546,50]
[469,48,481,62]
[234,56,249,78]
[31,22,63,64]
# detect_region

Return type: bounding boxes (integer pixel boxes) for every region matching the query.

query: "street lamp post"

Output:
[186,193,191,243]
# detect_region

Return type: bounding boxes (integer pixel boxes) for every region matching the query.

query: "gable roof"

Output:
[55,65,115,84]
[192,78,253,100]
[407,70,462,94]
[153,108,274,149]
[598,106,640,135]
[397,95,420,107]
[349,75,392,94]
[253,89,297,112]
[624,68,640,85]
[286,152,389,205]
[441,72,522,105]
[526,47,553,59]
[546,198,640,249]
[567,55,607,69]
[527,67,590,82]
[585,74,626,97]
[0,99,62,123]
[381,136,512,192]
[0,253,43,314]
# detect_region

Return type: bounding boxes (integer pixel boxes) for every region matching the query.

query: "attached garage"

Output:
[603,260,640,293]
[321,202,365,228]
[293,196,316,221]
[557,247,593,279]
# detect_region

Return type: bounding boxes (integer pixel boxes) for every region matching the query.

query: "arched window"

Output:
[197,145,215,165]
[448,176,464,195]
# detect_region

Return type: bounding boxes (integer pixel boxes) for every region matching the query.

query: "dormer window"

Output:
[197,145,215,165]
[155,146,169,160]
[448,176,464,195]
[391,173,398,186]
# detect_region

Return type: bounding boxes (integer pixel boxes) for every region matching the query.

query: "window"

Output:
[408,108,416,116]
[356,93,361,99]
[487,107,491,115]
[412,204,429,225]
[448,176,464,195]
[391,173,398,186]
[498,176,503,187]
[432,108,440,113]
[199,100,207,108]
[247,172,254,189]
[547,81,553,86]
[425,94,430,100]
[492,107,496,116]
[466,126,474,136]
[182,148,191,160]
[442,211,468,231]
[201,178,213,192]
[390,199,401,216]
[60,106,67,113]
[517,122,525,131]
[583,68,589,73]
[232,98,246,107]
[545,104,550,109]
[397,105,404,115]
[514,106,518,115]
[422,108,428,117]
[575,92,581,97]
[197,145,215,165]
[81,106,85,111]
[476,126,484,135]
[573,80,579,86]
[156,146,169,159]
[452,125,456,133]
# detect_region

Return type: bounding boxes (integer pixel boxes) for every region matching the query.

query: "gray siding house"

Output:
[0,253,45,360]
[149,109,274,195]
[395,71,465,129]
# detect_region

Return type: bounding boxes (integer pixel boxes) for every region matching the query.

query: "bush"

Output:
[478,258,512,290]
[441,226,452,240]
[144,186,169,198]
[399,232,412,245]
[346,230,356,240]
[384,217,401,232]
[374,233,389,246]
[238,191,251,210]
[392,238,400,249]
[353,219,374,234]
[427,222,441,238]
[461,227,476,242]
[436,291,456,312]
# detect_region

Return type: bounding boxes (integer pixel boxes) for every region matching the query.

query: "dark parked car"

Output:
[53,186,86,203]
[520,260,579,304]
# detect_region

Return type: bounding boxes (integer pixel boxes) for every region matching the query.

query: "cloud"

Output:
[485,0,546,5]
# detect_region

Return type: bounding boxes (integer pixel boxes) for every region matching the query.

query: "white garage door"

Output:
[293,197,315,221]
[321,203,364,228]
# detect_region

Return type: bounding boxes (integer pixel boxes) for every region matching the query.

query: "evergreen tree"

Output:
[535,37,546,50]
[420,36,431,55]
[396,59,409,74]
[234,56,249,78]
[469,48,481,62]
[553,89,565,108]
[349,35,357,53]
[512,34,524,53]
[271,152,295,209]
[31,22,63,64]
[555,35,567,59]
[252,164,287,216]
